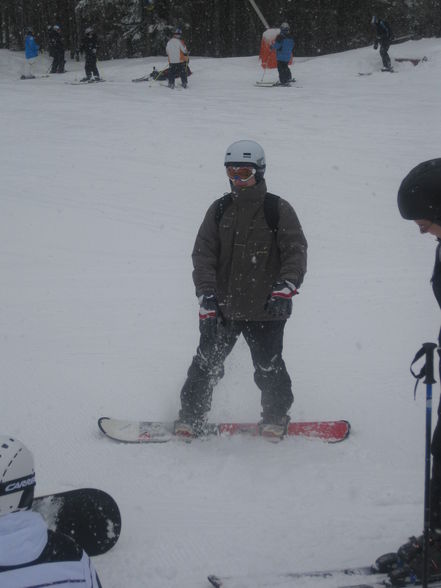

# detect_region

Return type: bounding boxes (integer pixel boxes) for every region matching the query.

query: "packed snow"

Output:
[1,38,441,587]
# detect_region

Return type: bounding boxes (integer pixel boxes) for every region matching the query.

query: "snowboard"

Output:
[395,56,428,66]
[98,417,350,444]
[32,488,121,556]
[358,69,395,76]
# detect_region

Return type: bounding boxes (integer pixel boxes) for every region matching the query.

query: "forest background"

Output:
[0,1,440,63]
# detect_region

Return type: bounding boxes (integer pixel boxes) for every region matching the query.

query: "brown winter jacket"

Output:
[192,179,307,321]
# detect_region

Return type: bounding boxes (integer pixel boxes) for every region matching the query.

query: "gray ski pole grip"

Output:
[423,342,437,385]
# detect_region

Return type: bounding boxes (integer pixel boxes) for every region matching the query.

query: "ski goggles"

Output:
[226,166,256,182]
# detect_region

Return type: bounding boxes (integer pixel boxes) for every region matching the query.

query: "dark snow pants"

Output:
[50,50,65,73]
[168,62,188,87]
[85,54,100,79]
[179,319,293,424]
[277,60,292,84]
[379,41,391,69]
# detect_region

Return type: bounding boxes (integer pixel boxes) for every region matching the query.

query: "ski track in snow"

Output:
[1,39,441,587]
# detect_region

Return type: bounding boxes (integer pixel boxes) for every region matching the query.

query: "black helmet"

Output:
[280,22,290,34]
[397,159,441,222]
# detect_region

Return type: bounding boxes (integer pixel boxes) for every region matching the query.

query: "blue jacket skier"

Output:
[25,31,39,59]
[22,29,40,79]
[270,23,295,85]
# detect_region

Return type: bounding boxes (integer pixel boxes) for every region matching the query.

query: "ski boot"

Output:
[174,416,206,440]
[386,532,441,586]
[259,415,290,442]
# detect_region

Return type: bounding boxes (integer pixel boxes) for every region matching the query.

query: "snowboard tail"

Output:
[98,417,350,444]
[32,488,121,556]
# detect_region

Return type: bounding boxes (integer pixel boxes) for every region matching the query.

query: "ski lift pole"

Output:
[412,342,438,588]
[247,0,269,29]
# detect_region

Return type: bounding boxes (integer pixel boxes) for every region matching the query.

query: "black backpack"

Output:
[214,192,280,233]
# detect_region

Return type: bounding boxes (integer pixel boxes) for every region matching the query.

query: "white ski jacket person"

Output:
[0,510,102,587]
[166,36,188,64]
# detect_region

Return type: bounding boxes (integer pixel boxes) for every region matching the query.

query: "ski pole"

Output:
[411,342,437,588]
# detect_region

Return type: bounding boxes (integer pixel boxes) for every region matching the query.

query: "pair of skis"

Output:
[255,80,301,88]
[207,565,441,587]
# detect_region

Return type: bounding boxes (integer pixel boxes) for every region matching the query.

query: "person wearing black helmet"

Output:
[391,159,441,583]
[80,27,100,82]
[165,27,189,89]
[49,25,65,73]
[371,15,393,72]
[270,22,295,86]
[174,140,307,441]
[0,435,102,587]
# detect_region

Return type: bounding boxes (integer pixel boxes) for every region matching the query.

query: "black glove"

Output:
[265,280,298,318]
[198,293,219,338]
[373,43,378,50]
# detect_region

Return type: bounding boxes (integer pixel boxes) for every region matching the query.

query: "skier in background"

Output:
[47,25,56,57]
[371,15,393,71]
[0,434,103,586]
[80,27,100,81]
[270,22,295,86]
[386,159,441,585]
[165,27,189,89]
[22,27,40,79]
[174,140,307,441]
[50,25,65,73]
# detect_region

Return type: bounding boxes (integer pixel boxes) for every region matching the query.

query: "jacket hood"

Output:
[0,510,47,566]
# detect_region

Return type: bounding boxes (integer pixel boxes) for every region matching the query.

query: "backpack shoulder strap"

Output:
[215,193,233,225]
[215,191,280,233]
[264,192,280,233]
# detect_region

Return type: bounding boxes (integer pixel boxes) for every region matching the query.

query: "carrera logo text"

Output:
[5,476,35,493]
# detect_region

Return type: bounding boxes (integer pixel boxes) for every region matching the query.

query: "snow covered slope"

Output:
[1,38,441,588]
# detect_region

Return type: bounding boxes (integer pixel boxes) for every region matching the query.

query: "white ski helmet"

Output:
[224,140,266,180]
[0,435,35,516]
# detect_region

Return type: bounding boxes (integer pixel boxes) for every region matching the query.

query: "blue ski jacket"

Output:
[25,34,39,59]
[271,34,294,63]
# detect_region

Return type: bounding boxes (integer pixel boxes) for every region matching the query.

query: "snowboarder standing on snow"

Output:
[270,22,295,86]
[165,27,189,89]
[174,140,307,441]
[50,25,65,74]
[80,27,100,81]
[22,27,40,79]
[390,159,441,583]
[0,434,103,587]
[371,15,393,71]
